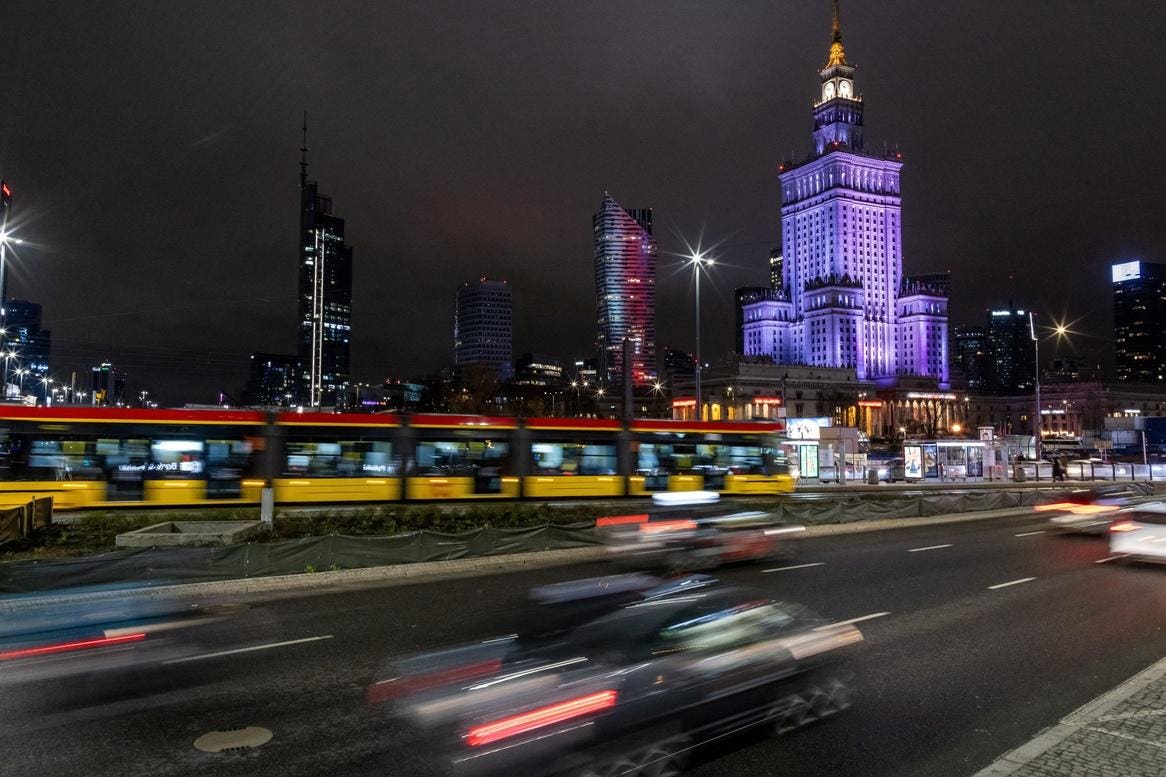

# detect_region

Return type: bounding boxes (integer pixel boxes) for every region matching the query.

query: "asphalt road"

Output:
[4,507,1166,777]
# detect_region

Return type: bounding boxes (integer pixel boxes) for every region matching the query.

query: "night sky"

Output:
[3,1,1165,404]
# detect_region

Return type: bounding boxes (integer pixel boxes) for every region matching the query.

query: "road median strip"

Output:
[1,504,1050,605]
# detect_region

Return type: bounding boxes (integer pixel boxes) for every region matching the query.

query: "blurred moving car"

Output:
[370,574,862,777]
[598,492,805,573]
[0,585,230,686]
[1109,503,1166,562]
[1036,485,1145,535]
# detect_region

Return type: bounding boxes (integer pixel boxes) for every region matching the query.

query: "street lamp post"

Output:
[689,252,714,421]
[1029,312,1041,463]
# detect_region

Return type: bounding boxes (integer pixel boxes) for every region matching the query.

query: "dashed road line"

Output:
[907,544,952,553]
[164,635,334,664]
[1015,530,1046,537]
[762,562,825,573]
[988,577,1037,590]
[1095,556,1122,564]
[814,611,890,630]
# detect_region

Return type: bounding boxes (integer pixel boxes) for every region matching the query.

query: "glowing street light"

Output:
[689,251,715,419]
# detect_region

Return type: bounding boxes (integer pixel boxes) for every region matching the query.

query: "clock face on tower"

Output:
[822,82,836,101]
[839,80,852,98]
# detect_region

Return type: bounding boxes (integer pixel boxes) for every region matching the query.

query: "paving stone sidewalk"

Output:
[975,656,1166,776]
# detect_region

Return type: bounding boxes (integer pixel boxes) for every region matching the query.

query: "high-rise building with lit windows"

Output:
[741,1,948,387]
[593,193,657,386]
[1113,259,1166,383]
[987,308,1036,394]
[454,278,513,382]
[297,118,353,407]
[769,248,783,290]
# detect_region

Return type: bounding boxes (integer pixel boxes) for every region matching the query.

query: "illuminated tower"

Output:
[742,1,948,386]
[593,193,657,386]
[297,114,353,407]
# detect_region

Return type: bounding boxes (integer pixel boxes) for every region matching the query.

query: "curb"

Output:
[971,654,1166,776]
[1,504,1037,606]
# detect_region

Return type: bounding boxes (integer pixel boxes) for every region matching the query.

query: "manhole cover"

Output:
[194,726,273,753]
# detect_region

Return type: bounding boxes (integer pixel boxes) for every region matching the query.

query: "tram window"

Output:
[415,440,508,476]
[636,443,718,473]
[150,439,205,479]
[283,439,397,477]
[531,442,617,476]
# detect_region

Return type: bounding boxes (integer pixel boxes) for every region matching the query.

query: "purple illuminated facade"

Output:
[742,1,949,387]
[593,193,657,386]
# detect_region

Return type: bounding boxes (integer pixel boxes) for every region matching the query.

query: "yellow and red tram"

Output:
[0,407,793,509]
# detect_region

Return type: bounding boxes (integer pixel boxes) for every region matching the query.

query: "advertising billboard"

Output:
[904,445,923,480]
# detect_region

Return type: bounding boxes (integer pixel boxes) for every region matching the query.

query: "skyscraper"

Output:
[988,308,1036,393]
[454,278,513,382]
[953,325,992,393]
[593,193,657,386]
[741,1,949,386]
[1113,259,1166,383]
[297,116,353,407]
[4,299,50,400]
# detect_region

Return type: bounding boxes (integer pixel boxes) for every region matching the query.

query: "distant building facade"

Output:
[514,353,564,387]
[593,193,657,386]
[1113,259,1166,383]
[953,325,991,393]
[297,123,353,407]
[91,362,126,407]
[454,278,513,382]
[4,299,50,400]
[769,248,783,290]
[243,352,301,407]
[734,287,777,354]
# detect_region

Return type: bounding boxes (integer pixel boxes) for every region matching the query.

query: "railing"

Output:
[810,462,1166,484]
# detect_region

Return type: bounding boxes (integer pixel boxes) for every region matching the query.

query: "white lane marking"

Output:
[907,544,952,553]
[1015,530,1046,537]
[813,611,890,631]
[762,562,825,573]
[163,635,333,664]
[1095,556,1123,564]
[988,577,1037,590]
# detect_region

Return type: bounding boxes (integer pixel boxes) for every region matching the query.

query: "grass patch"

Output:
[1,503,601,562]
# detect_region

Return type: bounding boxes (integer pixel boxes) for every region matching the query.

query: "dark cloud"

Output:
[2,0,1163,401]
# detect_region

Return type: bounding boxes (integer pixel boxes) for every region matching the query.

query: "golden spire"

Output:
[826,0,847,67]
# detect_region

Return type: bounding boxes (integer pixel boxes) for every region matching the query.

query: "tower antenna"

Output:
[299,110,309,189]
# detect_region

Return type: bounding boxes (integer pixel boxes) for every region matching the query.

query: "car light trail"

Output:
[465,690,618,747]
[0,632,146,661]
